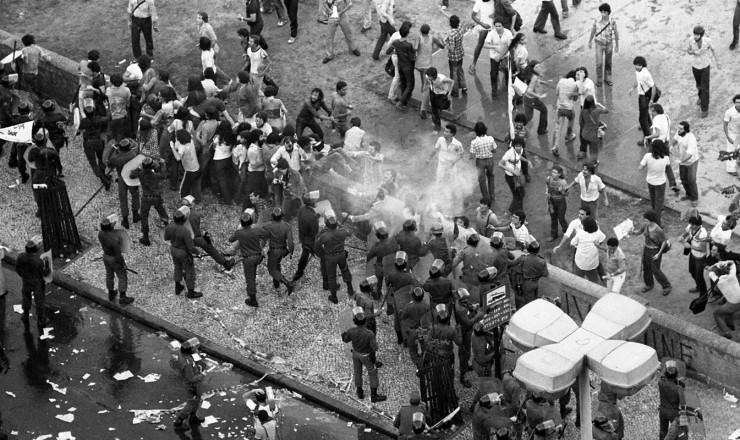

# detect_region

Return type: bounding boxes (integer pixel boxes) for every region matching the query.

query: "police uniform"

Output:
[315,219,354,302]
[395,227,423,269]
[518,252,549,306]
[9,104,33,183]
[188,206,232,270]
[28,133,63,215]
[525,398,563,440]
[341,310,387,402]
[130,158,168,245]
[596,391,624,440]
[472,397,513,440]
[399,289,432,367]
[229,212,269,307]
[35,101,69,152]
[658,374,685,440]
[393,393,431,439]
[108,139,140,227]
[367,229,400,300]
[386,262,422,343]
[262,209,295,292]
[429,315,462,386]
[420,234,453,276]
[15,241,50,328]
[78,104,111,188]
[472,328,497,378]
[424,275,454,312]
[454,291,485,387]
[292,200,328,287]
[355,288,378,334]
[172,338,207,430]
[164,216,200,297]
[98,217,133,304]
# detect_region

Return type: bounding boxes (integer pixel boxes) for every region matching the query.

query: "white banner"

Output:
[0,121,32,143]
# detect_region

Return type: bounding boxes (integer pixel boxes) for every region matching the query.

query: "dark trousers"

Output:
[430,91,443,131]
[692,66,710,112]
[473,29,489,65]
[688,254,707,293]
[643,247,671,289]
[178,384,202,420]
[523,95,548,134]
[398,67,415,106]
[326,251,353,295]
[140,195,168,237]
[549,197,568,238]
[373,21,396,59]
[108,117,130,142]
[504,174,525,213]
[293,241,328,284]
[296,117,324,139]
[714,301,740,336]
[103,254,128,292]
[459,329,472,375]
[267,248,290,285]
[282,196,301,222]
[179,170,200,200]
[490,58,507,97]
[11,143,29,179]
[242,255,263,297]
[212,158,235,204]
[734,1,740,45]
[131,16,154,59]
[448,59,466,95]
[284,0,299,37]
[171,248,195,289]
[679,162,699,202]
[83,139,106,181]
[522,279,540,304]
[533,1,561,33]
[647,183,666,226]
[579,136,600,157]
[195,236,227,266]
[638,94,652,136]
[352,350,379,388]
[21,281,45,324]
[118,181,140,219]
[475,157,496,201]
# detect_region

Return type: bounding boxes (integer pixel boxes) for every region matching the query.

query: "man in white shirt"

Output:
[672,121,699,206]
[645,103,679,193]
[723,94,740,175]
[171,130,200,199]
[551,70,579,155]
[468,0,495,75]
[429,123,464,182]
[482,20,513,99]
[628,56,655,142]
[687,26,720,118]
[271,137,306,171]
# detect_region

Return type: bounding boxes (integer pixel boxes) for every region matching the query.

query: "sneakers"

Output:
[317,17,328,24]
[565,133,577,142]
[277,19,288,27]
[288,37,296,44]
[322,57,332,64]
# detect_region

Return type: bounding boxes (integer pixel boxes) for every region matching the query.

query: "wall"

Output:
[0,29,79,106]
[539,267,740,396]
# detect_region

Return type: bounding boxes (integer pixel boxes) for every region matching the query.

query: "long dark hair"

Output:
[508,32,526,52]
[650,139,669,159]
[583,95,596,111]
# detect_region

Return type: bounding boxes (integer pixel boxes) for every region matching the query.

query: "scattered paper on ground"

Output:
[113,371,134,381]
[137,373,161,383]
[131,410,162,425]
[5,391,15,398]
[13,305,23,314]
[201,416,218,427]
[201,400,211,409]
[56,432,75,440]
[55,414,74,423]
[40,327,55,340]
[46,380,67,395]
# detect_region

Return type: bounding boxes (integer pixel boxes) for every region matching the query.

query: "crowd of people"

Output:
[1,0,739,438]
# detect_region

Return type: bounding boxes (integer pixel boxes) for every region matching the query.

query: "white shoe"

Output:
[288,37,296,44]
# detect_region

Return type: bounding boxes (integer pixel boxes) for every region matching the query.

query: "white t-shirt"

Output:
[651,114,670,142]
[201,49,216,73]
[685,225,708,258]
[511,222,532,245]
[247,47,268,75]
[575,172,605,202]
[710,215,733,246]
[125,63,143,81]
[571,229,606,271]
[501,147,522,177]
[213,141,232,161]
[675,132,698,165]
[564,218,583,238]
[725,106,740,141]
[640,153,669,186]
[635,67,654,95]
[577,78,596,105]
[344,126,365,152]
[472,0,495,27]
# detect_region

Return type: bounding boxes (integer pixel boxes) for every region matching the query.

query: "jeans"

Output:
[679,162,699,201]
[388,54,400,100]
[326,15,356,59]
[296,117,324,139]
[416,67,430,109]
[647,183,666,226]
[373,21,396,59]
[139,195,168,237]
[475,157,496,201]
[504,174,525,213]
[642,246,671,289]
[579,135,600,157]
[490,58,507,97]
[430,91,443,131]
[734,1,740,45]
[594,42,613,83]
[212,158,235,204]
[448,59,466,95]
[692,66,710,112]
[130,16,154,59]
[714,301,740,336]
[118,181,140,219]
[83,139,106,181]
[397,67,415,106]
[284,0,299,37]
[242,254,263,297]
[553,108,575,150]
[533,1,561,33]
[688,254,707,293]
[549,197,568,238]
[523,95,548,134]
[108,117,130,142]
[361,0,374,29]
[179,170,200,200]
[573,265,603,285]
[638,94,652,136]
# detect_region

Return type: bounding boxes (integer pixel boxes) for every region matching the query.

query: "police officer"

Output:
[477,266,499,294]
[291,190,328,288]
[593,416,619,440]
[316,210,355,304]
[525,392,564,440]
[385,251,422,344]
[393,391,431,439]
[400,286,432,368]
[394,219,423,269]
[515,241,548,306]
[171,337,207,431]
[28,129,63,217]
[35,100,69,152]
[108,138,140,229]
[78,97,112,190]
[451,234,486,292]
[180,196,235,272]
[341,307,388,402]
[471,322,496,378]
[164,209,203,298]
[262,206,295,294]
[130,156,168,246]
[15,237,50,330]
[658,360,685,440]
[356,276,381,335]
[472,393,514,440]
[424,259,454,313]
[481,233,516,289]
[429,304,461,388]
[596,382,624,439]
[229,209,270,307]
[454,288,485,388]
[8,101,33,184]
[420,222,453,276]
[98,215,134,305]
[366,221,400,300]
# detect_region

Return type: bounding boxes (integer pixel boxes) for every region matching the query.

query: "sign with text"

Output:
[480,285,511,331]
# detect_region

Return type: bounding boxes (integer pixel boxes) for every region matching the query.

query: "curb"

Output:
[0,250,399,439]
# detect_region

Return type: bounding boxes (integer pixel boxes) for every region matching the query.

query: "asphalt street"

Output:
[0,263,390,440]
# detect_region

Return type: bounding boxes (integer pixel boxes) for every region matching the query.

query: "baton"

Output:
[74,173,112,217]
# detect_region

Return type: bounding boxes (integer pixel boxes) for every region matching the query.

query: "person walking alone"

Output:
[687,25,720,119]
[127,0,158,59]
[588,3,619,87]
[630,210,672,296]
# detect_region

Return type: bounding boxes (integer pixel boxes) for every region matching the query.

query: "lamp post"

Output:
[506,293,660,439]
